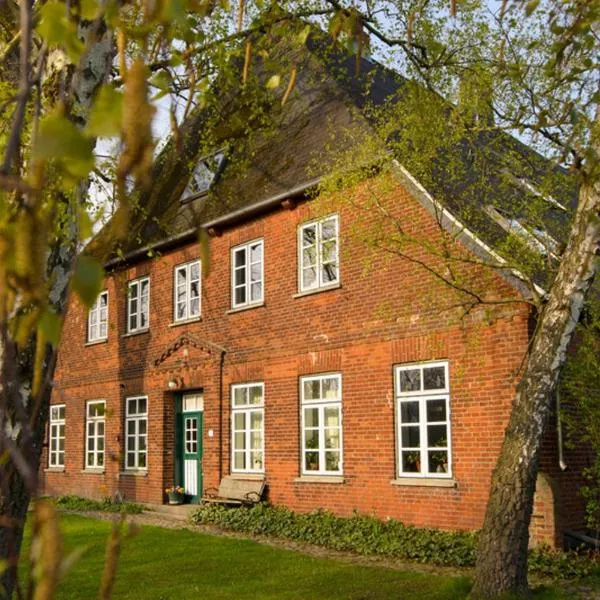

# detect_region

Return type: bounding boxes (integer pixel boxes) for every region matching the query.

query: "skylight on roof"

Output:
[182,151,225,201]
[514,177,567,211]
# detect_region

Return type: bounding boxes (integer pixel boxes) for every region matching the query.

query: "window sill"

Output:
[226,302,265,315]
[229,473,265,480]
[85,338,108,347]
[122,329,149,338]
[81,468,106,475]
[391,477,457,488]
[293,282,341,299]
[294,475,345,484]
[169,317,201,328]
[45,467,65,473]
[119,470,148,478]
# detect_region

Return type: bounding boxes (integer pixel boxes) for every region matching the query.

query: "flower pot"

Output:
[168,491,184,505]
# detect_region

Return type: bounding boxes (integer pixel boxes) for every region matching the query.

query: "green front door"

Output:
[176,393,204,503]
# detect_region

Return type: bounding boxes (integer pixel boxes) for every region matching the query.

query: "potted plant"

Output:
[165,485,185,505]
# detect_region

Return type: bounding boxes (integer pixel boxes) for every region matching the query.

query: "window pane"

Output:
[402,451,421,473]
[324,407,339,427]
[428,450,448,473]
[177,303,186,320]
[304,407,319,428]
[428,425,448,447]
[400,369,421,392]
[138,453,146,468]
[302,267,317,289]
[322,378,339,399]
[303,380,320,401]
[401,426,420,448]
[426,399,446,422]
[324,429,340,449]
[302,247,316,267]
[234,248,246,268]
[322,240,337,262]
[234,452,245,470]
[138,398,147,414]
[128,399,137,415]
[233,412,245,430]
[423,366,446,391]
[127,453,135,467]
[100,294,108,308]
[190,281,199,298]
[139,419,147,434]
[250,411,262,429]
[139,436,147,452]
[190,262,200,280]
[97,453,104,466]
[234,431,245,450]
[177,269,186,286]
[302,226,316,247]
[305,452,319,471]
[130,298,138,315]
[234,387,247,407]
[190,298,200,316]
[400,401,419,423]
[321,218,336,240]
[251,451,263,470]
[235,287,246,305]
[129,315,136,331]
[235,267,246,286]
[250,282,261,302]
[249,387,263,406]
[325,451,340,471]
[58,406,65,419]
[249,431,262,451]
[250,263,261,282]
[304,429,319,449]
[322,263,338,283]
[250,243,261,262]
[127,436,135,451]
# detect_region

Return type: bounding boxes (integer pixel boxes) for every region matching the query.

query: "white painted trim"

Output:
[88,290,109,342]
[127,276,150,334]
[48,404,66,468]
[231,382,265,474]
[230,238,265,310]
[391,160,546,299]
[173,260,201,322]
[85,399,106,469]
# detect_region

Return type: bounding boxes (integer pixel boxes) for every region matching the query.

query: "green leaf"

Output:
[266,75,281,90]
[525,0,540,16]
[72,256,104,308]
[34,112,94,178]
[38,309,62,347]
[86,85,123,137]
[80,0,100,20]
[297,25,311,46]
[37,0,84,62]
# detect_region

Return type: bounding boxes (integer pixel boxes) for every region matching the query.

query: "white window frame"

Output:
[300,373,343,476]
[127,276,150,333]
[231,239,264,309]
[231,383,264,474]
[298,214,340,292]
[85,400,106,469]
[88,290,108,342]
[173,260,201,322]
[395,361,452,479]
[48,404,65,468]
[125,395,148,471]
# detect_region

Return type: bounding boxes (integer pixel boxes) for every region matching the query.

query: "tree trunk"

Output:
[0,24,113,599]
[472,175,600,598]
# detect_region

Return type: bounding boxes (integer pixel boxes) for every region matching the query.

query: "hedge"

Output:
[54,495,144,514]
[191,503,600,579]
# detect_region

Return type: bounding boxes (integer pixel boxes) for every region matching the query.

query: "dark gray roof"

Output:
[95,23,577,290]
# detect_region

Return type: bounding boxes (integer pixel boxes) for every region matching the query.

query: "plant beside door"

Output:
[166,485,185,505]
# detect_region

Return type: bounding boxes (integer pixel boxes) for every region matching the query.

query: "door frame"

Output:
[174,392,204,503]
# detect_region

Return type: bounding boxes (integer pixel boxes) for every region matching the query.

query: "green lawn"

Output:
[19,514,577,599]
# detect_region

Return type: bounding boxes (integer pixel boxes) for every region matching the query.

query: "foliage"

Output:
[53,495,144,515]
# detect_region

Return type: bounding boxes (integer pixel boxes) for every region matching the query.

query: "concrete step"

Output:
[142,503,199,521]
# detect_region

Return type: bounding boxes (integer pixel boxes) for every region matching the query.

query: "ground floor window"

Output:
[125,395,148,470]
[231,383,264,473]
[49,404,65,467]
[395,361,451,478]
[300,373,343,475]
[86,400,105,468]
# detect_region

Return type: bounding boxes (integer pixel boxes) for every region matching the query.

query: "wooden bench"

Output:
[201,476,265,506]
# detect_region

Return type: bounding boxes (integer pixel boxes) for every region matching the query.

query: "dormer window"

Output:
[181,151,225,202]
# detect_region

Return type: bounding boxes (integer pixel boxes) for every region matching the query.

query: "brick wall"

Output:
[42,176,577,542]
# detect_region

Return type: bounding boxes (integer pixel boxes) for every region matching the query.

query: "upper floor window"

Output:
[48,404,65,468]
[298,215,339,292]
[231,383,264,473]
[174,260,201,322]
[395,361,452,478]
[88,291,108,342]
[181,151,226,201]
[128,277,150,333]
[125,395,148,470]
[300,373,343,476]
[231,240,264,309]
[86,400,105,469]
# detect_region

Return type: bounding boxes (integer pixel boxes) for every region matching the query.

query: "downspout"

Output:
[556,384,568,471]
[219,350,225,481]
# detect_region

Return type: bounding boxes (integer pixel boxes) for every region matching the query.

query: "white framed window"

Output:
[86,400,105,469]
[48,405,65,468]
[88,291,108,342]
[231,383,264,473]
[174,260,201,321]
[300,374,343,475]
[298,214,339,292]
[395,361,452,478]
[125,396,148,470]
[127,277,150,333]
[231,240,264,308]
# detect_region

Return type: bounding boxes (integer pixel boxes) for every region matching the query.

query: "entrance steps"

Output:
[142,503,199,522]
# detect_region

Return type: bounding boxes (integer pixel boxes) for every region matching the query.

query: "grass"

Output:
[18,514,586,599]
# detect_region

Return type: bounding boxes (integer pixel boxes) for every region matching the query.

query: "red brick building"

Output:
[41,41,586,548]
